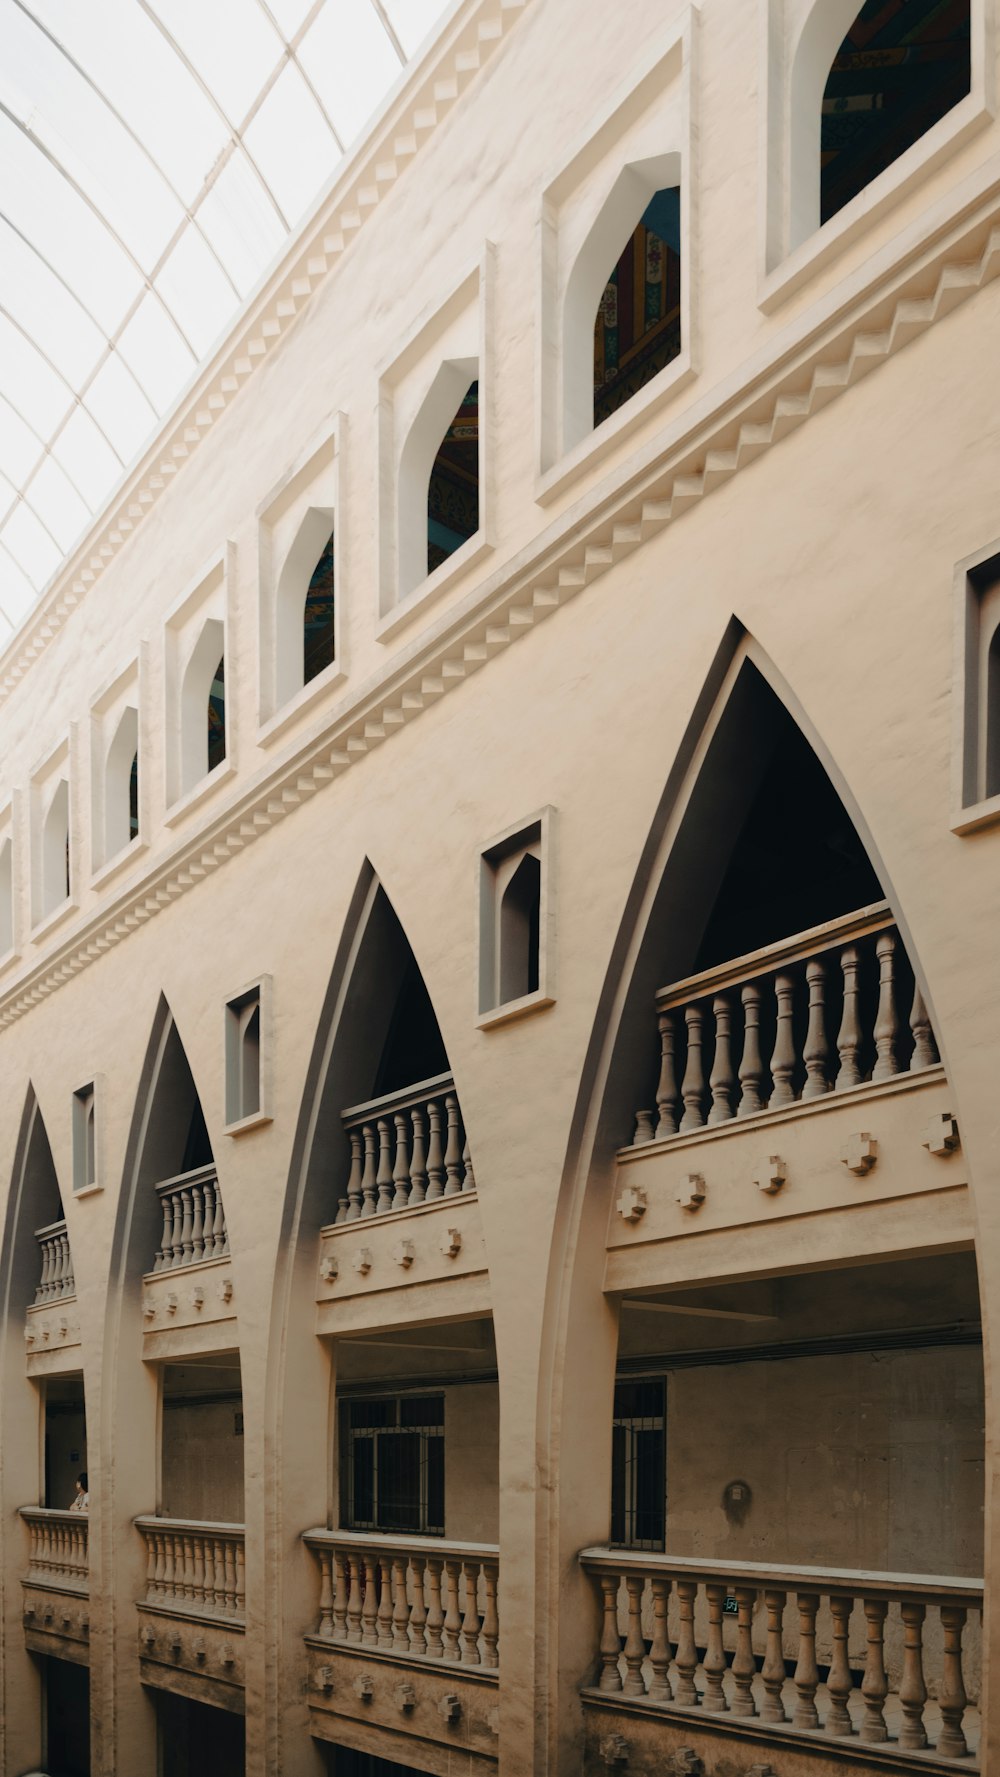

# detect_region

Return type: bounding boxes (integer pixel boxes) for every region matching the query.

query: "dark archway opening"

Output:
[303,530,336,685]
[207,657,226,773]
[821,0,971,225]
[427,381,479,574]
[594,186,681,429]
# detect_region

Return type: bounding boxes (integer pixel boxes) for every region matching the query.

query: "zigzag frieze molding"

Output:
[1,204,1000,1028]
[0,0,533,708]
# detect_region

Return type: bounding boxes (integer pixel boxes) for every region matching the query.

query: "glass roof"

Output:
[0,0,452,640]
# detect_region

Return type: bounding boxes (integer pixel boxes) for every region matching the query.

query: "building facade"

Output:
[0,0,998,1772]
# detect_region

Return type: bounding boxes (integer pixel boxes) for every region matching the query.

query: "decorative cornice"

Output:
[2,174,1000,1030]
[0,0,532,707]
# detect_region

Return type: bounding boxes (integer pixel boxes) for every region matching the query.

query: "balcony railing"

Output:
[334,1073,475,1222]
[34,1219,74,1302]
[135,1516,244,1620]
[152,1165,229,1271]
[20,1507,88,1594]
[303,1530,499,1668]
[630,903,938,1145]
[580,1549,981,1764]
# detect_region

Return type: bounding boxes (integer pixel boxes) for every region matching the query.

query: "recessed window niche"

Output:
[224,977,271,1134]
[953,541,1000,832]
[90,660,143,877]
[164,547,234,819]
[257,420,344,738]
[31,740,75,934]
[478,810,555,1028]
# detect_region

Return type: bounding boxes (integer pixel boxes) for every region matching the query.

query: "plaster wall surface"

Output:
[0,0,997,1773]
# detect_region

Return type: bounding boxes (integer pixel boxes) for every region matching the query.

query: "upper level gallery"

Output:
[0,0,997,1001]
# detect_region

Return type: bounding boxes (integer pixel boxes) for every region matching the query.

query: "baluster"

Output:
[392,1554,411,1652]
[442,1557,463,1660]
[826,1594,855,1735]
[392,1113,411,1209]
[769,973,797,1107]
[234,1541,245,1617]
[872,930,901,1080]
[214,1182,229,1257]
[622,1573,646,1696]
[316,1549,334,1636]
[361,1555,379,1646]
[703,1582,729,1710]
[802,958,832,1098]
[462,1137,476,1191]
[792,1592,820,1728]
[193,1534,207,1609]
[37,1235,51,1301]
[899,1600,928,1750]
[182,1532,196,1602]
[375,1120,394,1214]
[425,1102,445,1200]
[836,944,862,1088]
[377,1553,394,1648]
[860,1597,889,1741]
[154,1194,171,1270]
[461,1559,482,1666]
[179,1188,194,1265]
[654,1010,681,1137]
[909,983,938,1071]
[938,1604,969,1757]
[346,1552,363,1642]
[343,1130,364,1221]
[633,1110,655,1144]
[425,1555,445,1657]
[153,1531,166,1603]
[332,1549,349,1641]
[731,1587,758,1717]
[481,1558,499,1669]
[738,982,765,1115]
[162,1531,176,1602]
[647,1575,671,1701]
[409,1554,428,1654]
[360,1125,378,1217]
[200,1180,216,1256]
[680,1004,707,1131]
[444,1095,464,1196]
[673,1579,699,1706]
[409,1108,428,1204]
[761,1590,787,1722]
[190,1185,205,1263]
[209,1536,224,1611]
[63,1232,75,1296]
[708,996,736,1124]
[169,1192,184,1267]
[597,1572,623,1692]
[222,1537,236,1611]
[50,1232,63,1297]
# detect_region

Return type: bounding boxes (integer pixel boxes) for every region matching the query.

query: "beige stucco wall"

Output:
[0,0,998,1773]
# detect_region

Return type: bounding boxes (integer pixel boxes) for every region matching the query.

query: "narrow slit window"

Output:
[225,982,268,1129]
[303,530,336,685]
[499,853,541,1003]
[594,188,681,429]
[73,1083,97,1192]
[207,656,226,774]
[129,750,139,840]
[610,1378,666,1551]
[427,380,479,575]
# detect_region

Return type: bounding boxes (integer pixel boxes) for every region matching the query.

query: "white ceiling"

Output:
[0,0,451,641]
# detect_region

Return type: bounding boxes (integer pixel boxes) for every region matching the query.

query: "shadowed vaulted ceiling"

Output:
[0,0,452,642]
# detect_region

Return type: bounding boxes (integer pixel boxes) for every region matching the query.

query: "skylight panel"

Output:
[197,150,286,298]
[116,294,197,416]
[25,456,92,552]
[0,398,45,489]
[0,550,39,626]
[51,408,123,511]
[0,312,73,439]
[381,0,453,58]
[298,0,402,147]
[243,60,340,225]
[27,0,230,206]
[0,220,104,386]
[1,500,62,588]
[85,354,159,462]
[154,226,239,358]
[146,0,285,126]
[262,0,316,37]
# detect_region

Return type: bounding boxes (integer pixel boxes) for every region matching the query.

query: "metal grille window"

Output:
[611,1378,665,1550]
[341,1395,445,1536]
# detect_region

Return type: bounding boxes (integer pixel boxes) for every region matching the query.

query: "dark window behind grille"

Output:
[342,1396,445,1535]
[611,1379,665,1550]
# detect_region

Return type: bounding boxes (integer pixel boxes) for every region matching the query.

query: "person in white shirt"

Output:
[68,1472,88,1512]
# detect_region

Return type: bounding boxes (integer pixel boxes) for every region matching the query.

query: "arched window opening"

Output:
[103,706,139,862]
[129,750,139,840]
[985,622,1000,798]
[593,186,681,429]
[821,0,971,226]
[499,852,541,1003]
[207,656,226,775]
[427,380,479,576]
[303,530,336,686]
[41,780,69,920]
[0,837,12,955]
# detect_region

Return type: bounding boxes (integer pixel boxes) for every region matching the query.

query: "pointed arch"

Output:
[1,1088,68,1327]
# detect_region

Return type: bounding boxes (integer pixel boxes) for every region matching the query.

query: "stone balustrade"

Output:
[153,1165,229,1271]
[632,903,938,1145]
[34,1218,74,1302]
[334,1073,475,1221]
[135,1517,245,1620]
[21,1507,88,1593]
[303,1530,499,1668]
[580,1549,981,1764]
